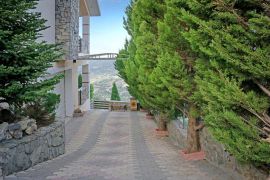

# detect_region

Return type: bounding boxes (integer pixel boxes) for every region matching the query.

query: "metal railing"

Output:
[176,116,189,129]
[91,100,130,110]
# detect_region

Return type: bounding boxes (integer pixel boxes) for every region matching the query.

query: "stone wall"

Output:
[0,121,65,176]
[200,128,269,180]
[166,120,269,180]
[167,120,187,149]
[56,0,79,61]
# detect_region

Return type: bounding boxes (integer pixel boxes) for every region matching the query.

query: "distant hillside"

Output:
[89,60,131,101]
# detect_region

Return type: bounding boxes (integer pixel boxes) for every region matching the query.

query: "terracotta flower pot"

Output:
[179,150,206,161]
[140,108,148,112]
[146,114,154,120]
[155,128,169,137]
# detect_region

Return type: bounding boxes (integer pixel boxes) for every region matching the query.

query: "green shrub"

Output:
[78,74,82,89]
[23,93,60,127]
[111,82,121,101]
[0,0,62,122]
[90,83,94,101]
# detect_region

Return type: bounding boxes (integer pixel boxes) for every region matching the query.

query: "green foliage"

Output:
[149,0,197,115]
[111,82,121,101]
[116,0,270,166]
[78,74,82,89]
[117,1,141,102]
[0,0,62,120]
[42,93,60,114]
[23,93,60,127]
[191,0,270,166]
[90,83,94,101]
[129,0,166,109]
[115,40,129,81]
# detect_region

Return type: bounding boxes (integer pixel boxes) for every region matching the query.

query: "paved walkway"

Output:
[6,110,236,180]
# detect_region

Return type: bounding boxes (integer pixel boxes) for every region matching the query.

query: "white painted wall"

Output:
[35,0,55,44]
[34,1,66,117]
[54,77,66,118]
[65,69,73,117]
[33,1,91,118]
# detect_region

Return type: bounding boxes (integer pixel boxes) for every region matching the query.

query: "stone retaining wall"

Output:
[0,121,65,176]
[200,128,268,180]
[166,120,269,180]
[167,120,187,149]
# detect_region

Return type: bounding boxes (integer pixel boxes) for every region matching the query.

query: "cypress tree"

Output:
[111,82,121,101]
[117,1,141,101]
[120,0,168,129]
[78,74,82,89]
[115,40,129,82]
[149,0,214,152]
[90,83,94,101]
[189,1,270,165]
[0,0,62,119]
[130,0,165,109]
[118,0,270,166]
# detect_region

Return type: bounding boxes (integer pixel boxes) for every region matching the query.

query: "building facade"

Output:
[35,0,100,117]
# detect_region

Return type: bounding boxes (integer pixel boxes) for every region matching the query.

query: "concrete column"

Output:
[81,64,90,111]
[72,63,79,111]
[64,63,79,117]
[65,69,73,116]
[82,16,90,54]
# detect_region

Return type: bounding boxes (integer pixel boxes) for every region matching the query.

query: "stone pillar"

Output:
[82,16,90,54]
[56,0,79,60]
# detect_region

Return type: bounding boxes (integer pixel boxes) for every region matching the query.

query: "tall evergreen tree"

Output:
[90,83,94,101]
[0,0,62,119]
[118,1,141,101]
[118,0,270,166]
[115,40,129,82]
[78,74,82,89]
[188,0,270,165]
[130,0,166,109]
[149,0,215,152]
[111,82,121,101]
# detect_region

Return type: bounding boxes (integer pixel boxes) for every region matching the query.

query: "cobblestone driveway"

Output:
[6,110,236,180]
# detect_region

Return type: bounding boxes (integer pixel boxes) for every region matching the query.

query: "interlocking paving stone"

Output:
[6,111,109,179]
[5,110,237,180]
[130,112,167,180]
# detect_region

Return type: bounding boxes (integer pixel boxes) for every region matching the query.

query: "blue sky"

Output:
[88,0,130,54]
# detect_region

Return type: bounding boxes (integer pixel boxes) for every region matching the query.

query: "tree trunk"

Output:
[158,113,167,131]
[186,105,200,153]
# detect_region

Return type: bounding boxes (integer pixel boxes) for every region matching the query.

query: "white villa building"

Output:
[35,0,100,117]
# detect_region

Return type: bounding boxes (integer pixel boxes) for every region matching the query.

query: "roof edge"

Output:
[87,0,101,16]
